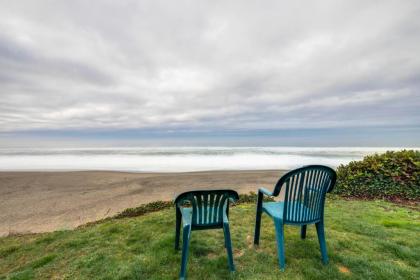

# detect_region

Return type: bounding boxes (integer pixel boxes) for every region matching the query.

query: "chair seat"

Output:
[180,207,228,226]
[180,208,192,226]
[262,202,285,219]
[263,201,314,222]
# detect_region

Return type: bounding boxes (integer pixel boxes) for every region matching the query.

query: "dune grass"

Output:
[1,198,419,280]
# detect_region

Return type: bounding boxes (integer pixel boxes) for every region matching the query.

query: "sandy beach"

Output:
[0,170,285,236]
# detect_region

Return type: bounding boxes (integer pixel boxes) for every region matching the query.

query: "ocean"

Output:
[0,147,416,172]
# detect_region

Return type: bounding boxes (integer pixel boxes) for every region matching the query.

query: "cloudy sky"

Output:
[0,0,419,147]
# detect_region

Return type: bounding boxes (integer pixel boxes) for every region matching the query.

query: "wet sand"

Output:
[0,170,284,236]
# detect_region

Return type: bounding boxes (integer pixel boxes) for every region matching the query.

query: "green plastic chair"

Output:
[254,165,337,270]
[174,189,239,279]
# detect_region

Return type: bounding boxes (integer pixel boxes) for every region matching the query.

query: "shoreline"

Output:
[0,170,286,236]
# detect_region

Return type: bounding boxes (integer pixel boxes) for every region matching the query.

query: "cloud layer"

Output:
[0,0,419,133]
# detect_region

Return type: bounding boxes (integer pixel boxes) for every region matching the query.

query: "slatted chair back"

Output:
[175,190,239,228]
[273,165,336,224]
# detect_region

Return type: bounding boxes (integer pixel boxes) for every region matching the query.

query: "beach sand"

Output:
[0,170,285,236]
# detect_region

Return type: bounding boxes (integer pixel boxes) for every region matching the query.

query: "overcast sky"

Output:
[0,0,419,147]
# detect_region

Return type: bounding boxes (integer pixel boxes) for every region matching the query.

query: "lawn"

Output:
[1,198,419,280]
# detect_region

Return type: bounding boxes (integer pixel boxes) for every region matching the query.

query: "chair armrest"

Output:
[259,187,273,197]
[223,212,229,223]
[228,197,236,203]
[173,193,179,204]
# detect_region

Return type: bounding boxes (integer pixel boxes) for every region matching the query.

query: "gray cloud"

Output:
[0,0,419,133]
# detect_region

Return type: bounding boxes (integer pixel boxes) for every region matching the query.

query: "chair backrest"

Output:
[175,190,239,228]
[272,165,336,224]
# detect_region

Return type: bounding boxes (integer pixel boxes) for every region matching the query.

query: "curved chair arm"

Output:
[259,187,274,197]
[228,197,237,204]
[173,195,184,210]
[256,187,273,211]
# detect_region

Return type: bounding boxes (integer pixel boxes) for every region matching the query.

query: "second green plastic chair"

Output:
[254,165,337,270]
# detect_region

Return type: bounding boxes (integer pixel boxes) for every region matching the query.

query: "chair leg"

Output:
[175,208,181,250]
[300,225,307,240]
[315,221,328,264]
[274,219,285,271]
[179,225,191,279]
[254,192,263,245]
[223,222,235,272]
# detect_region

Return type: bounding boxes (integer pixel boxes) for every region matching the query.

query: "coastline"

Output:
[0,170,285,236]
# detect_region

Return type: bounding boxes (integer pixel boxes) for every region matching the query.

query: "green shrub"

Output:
[237,192,274,204]
[114,192,273,219]
[334,150,420,201]
[115,201,173,219]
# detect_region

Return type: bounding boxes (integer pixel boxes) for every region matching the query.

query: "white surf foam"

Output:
[0,147,416,172]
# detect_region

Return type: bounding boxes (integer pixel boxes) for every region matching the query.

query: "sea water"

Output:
[0,147,416,172]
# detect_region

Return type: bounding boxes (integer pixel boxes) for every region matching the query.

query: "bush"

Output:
[115,201,173,219]
[114,192,273,219]
[237,192,274,204]
[334,150,420,201]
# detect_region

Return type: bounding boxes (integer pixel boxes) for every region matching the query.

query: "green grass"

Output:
[1,199,419,279]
